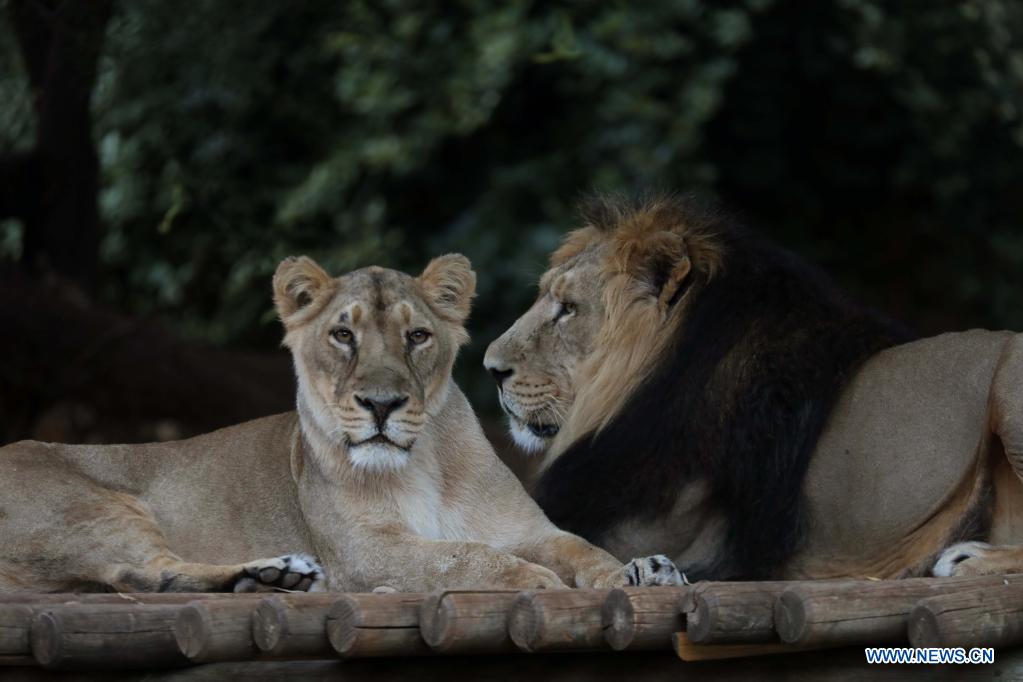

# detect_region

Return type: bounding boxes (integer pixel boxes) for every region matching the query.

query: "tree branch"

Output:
[7,0,55,98]
[0,151,39,221]
[7,0,113,291]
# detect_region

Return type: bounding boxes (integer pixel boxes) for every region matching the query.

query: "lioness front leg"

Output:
[515,532,684,588]
[341,528,567,592]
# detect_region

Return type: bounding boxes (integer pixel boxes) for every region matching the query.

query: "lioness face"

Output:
[275,254,475,472]
[484,246,607,453]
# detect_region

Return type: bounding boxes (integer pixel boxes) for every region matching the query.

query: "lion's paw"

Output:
[233,553,325,593]
[624,555,684,587]
[932,541,995,577]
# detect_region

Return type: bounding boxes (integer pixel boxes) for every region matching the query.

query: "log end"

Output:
[29,611,62,669]
[686,593,715,644]
[507,592,543,653]
[173,603,212,662]
[774,589,808,644]
[325,595,361,656]
[601,588,636,651]
[418,592,450,650]
[907,603,942,648]
[252,596,287,654]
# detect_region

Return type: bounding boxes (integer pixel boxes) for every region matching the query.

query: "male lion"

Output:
[0,254,681,593]
[485,194,1023,582]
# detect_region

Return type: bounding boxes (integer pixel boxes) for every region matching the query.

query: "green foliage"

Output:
[2,0,1022,405]
[0,15,32,153]
[0,8,30,261]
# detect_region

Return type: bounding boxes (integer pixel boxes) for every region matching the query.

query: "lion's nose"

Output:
[487,367,514,388]
[354,394,409,426]
[484,345,515,388]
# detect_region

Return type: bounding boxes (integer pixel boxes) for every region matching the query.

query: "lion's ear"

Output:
[614,231,692,313]
[273,256,335,325]
[417,253,477,324]
[653,253,692,312]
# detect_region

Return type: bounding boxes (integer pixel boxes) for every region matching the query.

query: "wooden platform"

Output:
[3,576,1022,678]
[8,649,1023,682]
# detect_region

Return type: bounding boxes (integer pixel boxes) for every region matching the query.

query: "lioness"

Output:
[485,193,1023,581]
[0,254,681,593]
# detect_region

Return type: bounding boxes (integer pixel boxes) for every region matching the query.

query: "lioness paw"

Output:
[233,553,325,593]
[624,555,684,587]
[499,559,567,590]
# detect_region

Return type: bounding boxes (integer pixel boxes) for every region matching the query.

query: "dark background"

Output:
[2,0,1022,449]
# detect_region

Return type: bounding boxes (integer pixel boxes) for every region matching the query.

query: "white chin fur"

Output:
[509,418,549,455]
[348,443,410,472]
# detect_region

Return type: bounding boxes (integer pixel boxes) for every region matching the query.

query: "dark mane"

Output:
[533,199,913,580]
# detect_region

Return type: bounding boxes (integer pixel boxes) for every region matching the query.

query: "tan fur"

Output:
[0,255,679,593]
[487,199,1023,580]
[792,435,992,580]
[549,227,601,269]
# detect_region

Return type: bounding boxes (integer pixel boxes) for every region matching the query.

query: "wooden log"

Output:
[507,589,610,653]
[2,603,51,665]
[601,587,689,651]
[1,593,263,665]
[0,599,35,666]
[326,593,429,658]
[419,591,520,654]
[672,632,830,661]
[909,581,1023,648]
[775,575,1023,647]
[174,599,262,663]
[685,582,792,644]
[30,604,186,669]
[252,593,340,658]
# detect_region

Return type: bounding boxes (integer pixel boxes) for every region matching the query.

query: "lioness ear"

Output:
[417,253,476,323]
[273,256,335,325]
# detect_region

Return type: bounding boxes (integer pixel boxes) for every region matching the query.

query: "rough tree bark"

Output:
[3,0,112,293]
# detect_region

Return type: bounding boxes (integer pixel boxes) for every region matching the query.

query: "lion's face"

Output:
[275,254,475,472]
[484,245,607,453]
[486,197,711,457]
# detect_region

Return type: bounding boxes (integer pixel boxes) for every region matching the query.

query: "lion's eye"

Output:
[408,329,432,346]
[555,301,576,321]
[332,327,354,344]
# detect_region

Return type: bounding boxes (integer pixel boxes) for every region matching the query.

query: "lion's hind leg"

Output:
[86,490,326,592]
[933,541,1023,577]
[933,334,1023,578]
[991,333,1023,476]
[116,553,326,593]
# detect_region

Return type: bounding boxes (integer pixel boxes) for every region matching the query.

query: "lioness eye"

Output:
[555,301,576,320]
[408,329,431,345]
[332,327,354,344]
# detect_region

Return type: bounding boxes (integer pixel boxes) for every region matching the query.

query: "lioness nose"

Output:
[355,395,409,426]
[487,367,514,388]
